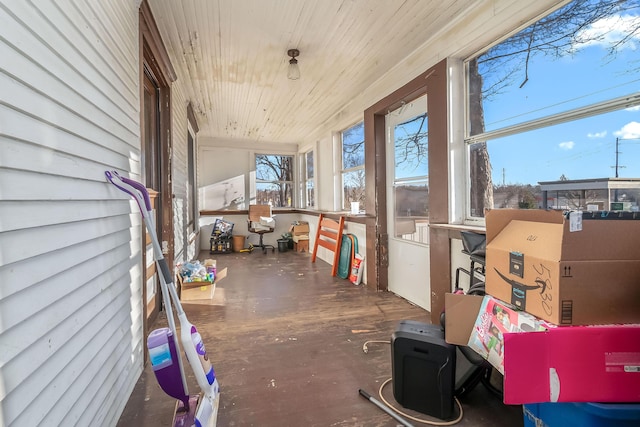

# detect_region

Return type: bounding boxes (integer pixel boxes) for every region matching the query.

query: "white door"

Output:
[386,95,431,310]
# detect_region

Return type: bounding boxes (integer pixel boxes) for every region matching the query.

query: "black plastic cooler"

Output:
[391,320,456,420]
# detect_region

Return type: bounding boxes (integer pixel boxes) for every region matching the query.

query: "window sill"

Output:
[200,208,374,224]
[429,223,485,240]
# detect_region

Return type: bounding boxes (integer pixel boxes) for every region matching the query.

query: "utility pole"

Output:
[612,136,638,178]
[611,136,639,202]
[615,137,621,178]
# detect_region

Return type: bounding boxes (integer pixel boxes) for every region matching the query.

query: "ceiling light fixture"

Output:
[287,49,300,80]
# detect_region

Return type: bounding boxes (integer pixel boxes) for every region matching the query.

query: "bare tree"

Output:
[344,168,366,207]
[255,155,293,207]
[394,114,428,169]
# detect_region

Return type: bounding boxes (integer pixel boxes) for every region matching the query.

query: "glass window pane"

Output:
[394,181,429,244]
[342,122,365,169]
[306,151,314,178]
[468,108,640,217]
[343,169,365,209]
[546,188,610,210]
[255,182,293,207]
[306,181,315,207]
[468,1,640,136]
[395,114,428,179]
[256,155,293,181]
[255,154,294,207]
[610,188,640,209]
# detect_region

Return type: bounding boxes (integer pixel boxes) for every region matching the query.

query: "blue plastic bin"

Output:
[524,402,640,427]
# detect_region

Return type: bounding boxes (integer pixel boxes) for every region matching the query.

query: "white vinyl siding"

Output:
[0,1,142,426]
[170,86,200,264]
[172,88,189,264]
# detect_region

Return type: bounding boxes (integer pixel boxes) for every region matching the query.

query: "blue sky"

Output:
[480,5,640,186]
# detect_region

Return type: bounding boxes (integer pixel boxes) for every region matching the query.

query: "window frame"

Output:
[186,125,197,235]
[186,102,199,237]
[388,102,430,245]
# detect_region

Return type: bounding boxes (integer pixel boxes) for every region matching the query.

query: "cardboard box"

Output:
[294,240,309,253]
[289,221,310,235]
[485,209,640,325]
[503,323,640,404]
[444,292,484,346]
[249,204,272,220]
[179,267,227,302]
[467,295,549,374]
[181,281,215,301]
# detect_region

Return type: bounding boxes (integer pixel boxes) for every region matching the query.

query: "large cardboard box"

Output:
[503,323,640,404]
[485,209,640,325]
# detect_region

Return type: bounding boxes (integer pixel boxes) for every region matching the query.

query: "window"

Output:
[255,154,294,207]
[303,150,315,207]
[341,121,365,210]
[465,0,640,219]
[393,112,429,243]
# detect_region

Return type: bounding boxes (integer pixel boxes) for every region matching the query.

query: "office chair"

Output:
[247,204,276,254]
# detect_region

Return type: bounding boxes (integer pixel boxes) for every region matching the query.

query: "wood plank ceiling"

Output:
[149,0,474,144]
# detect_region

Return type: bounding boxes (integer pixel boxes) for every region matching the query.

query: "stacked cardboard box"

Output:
[445,209,640,405]
[290,221,310,252]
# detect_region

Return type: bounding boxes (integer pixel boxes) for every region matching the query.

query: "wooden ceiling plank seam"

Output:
[151,0,493,143]
[163,1,196,106]
[207,0,226,124]
[199,0,221,125]
[235,2,295,140]
[182,0,213,117]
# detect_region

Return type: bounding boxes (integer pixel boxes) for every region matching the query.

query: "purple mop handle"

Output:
[105,170,175,296]
[105,171,152,214]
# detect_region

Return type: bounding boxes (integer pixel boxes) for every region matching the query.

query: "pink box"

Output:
[503,324,640,404]
[467,295,549,374]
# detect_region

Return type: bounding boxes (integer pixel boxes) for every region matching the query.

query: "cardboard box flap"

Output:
[490,220,564,261]
[289,222,310,235]
[444,293,484,346]
[487,209,640,261]
[486,209,563,245]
